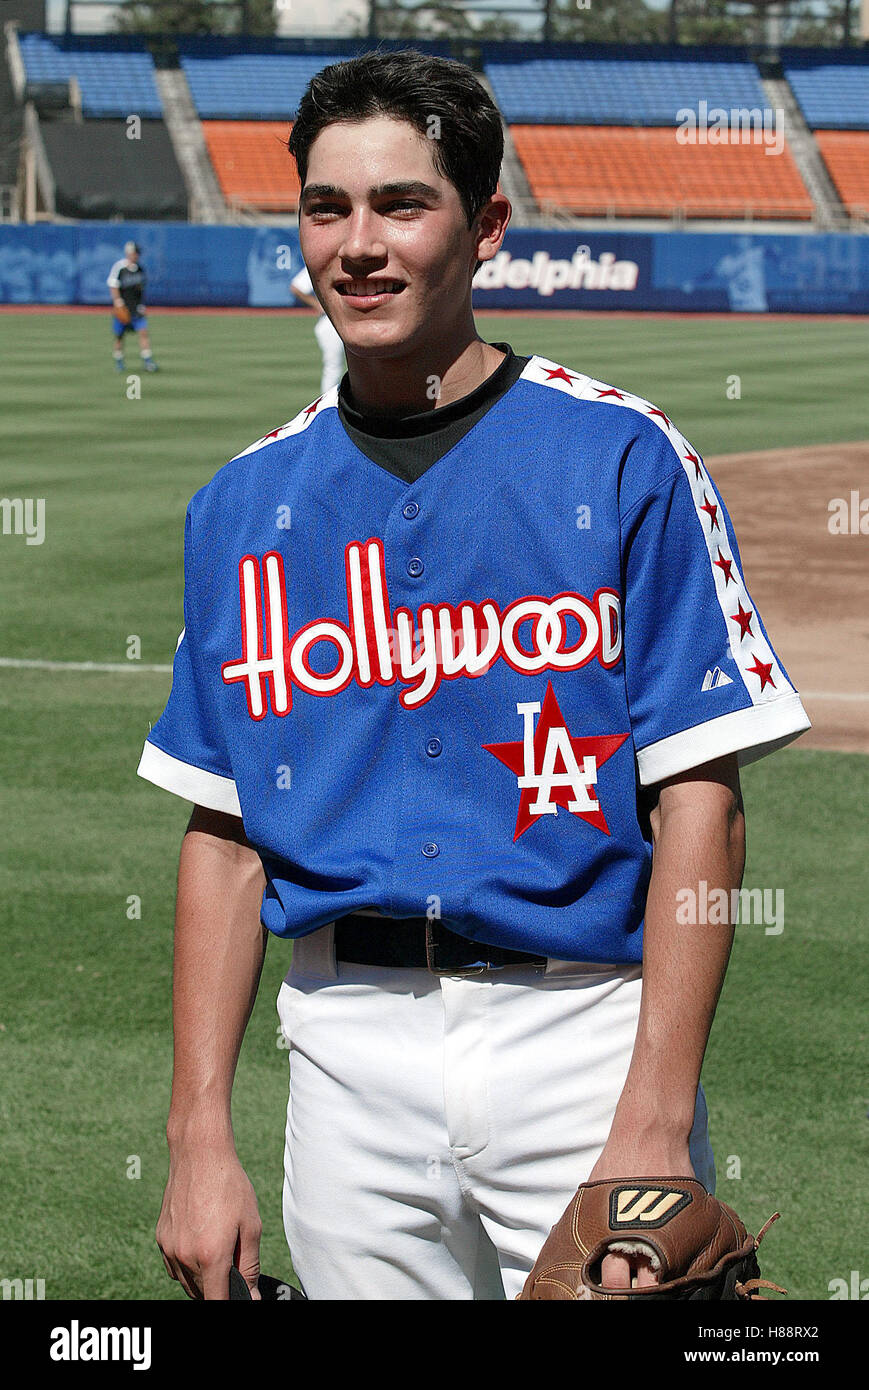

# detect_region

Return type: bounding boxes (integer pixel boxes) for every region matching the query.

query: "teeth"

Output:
[342,280,401,295]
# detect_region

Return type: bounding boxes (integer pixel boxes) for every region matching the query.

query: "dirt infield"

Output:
[708,441,868,756]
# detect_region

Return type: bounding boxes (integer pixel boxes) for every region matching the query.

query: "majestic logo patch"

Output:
[702,666,733,691]
[483,681,629,841]
[221,539,623,717]
[608,1186,693,1230]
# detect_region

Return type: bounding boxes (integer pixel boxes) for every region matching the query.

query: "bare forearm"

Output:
[611,757,745,1146]
[618,814,742,1139]
[167,810,267,1145]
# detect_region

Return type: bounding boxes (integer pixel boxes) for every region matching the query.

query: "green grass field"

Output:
[0,310,866,1300]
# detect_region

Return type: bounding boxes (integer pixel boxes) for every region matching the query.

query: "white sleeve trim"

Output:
[137,740,242,817]
[636,693,811,787]
[107,259,124,288]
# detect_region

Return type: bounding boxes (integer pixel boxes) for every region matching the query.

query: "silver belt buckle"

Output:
[425,921,489,976]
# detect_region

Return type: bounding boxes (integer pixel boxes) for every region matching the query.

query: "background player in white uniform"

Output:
[107,241,157,372]
[140,52,810,1301]
[290,262,345,394]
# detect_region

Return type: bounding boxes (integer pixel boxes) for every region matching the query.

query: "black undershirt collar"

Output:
[336,342,530,485]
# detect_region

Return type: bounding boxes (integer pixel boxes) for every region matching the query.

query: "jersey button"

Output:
[421,841,439,858]
[402,501,419,520]
[407,557,424,578]
[425,737,442,757]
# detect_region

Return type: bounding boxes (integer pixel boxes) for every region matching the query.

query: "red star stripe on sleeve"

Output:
[684,449,704,480]
[700,494,720,532]
[594,387,625,400]
[543,366,580,387]
[730,601,754,639]
[747,656,776,691]
[713,549,735,585]
[304,396,323,418]
[646,407,672,429]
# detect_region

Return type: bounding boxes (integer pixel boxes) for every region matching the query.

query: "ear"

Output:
[473,192,512,268]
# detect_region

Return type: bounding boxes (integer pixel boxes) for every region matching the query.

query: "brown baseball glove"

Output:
[517,1178,785,1300]
[114,303,131,324]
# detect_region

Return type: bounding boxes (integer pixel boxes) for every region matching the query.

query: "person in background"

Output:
[291,261,345,394]
[107,241,158,373]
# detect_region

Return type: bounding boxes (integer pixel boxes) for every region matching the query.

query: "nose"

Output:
[338,207,388,268]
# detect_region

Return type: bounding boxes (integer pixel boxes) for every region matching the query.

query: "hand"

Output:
[586,1131,695,1291]
[156,1135,263,1301]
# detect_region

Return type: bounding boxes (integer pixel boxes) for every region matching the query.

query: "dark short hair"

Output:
[288,48,504,228]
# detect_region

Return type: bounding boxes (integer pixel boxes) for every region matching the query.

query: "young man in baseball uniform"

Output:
[107,241,158,373]
[139,51,810,1301]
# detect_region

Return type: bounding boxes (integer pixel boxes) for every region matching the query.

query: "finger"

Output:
[201,1254,232,1302]
[635,1260,659,1287]
[600,1252,632,1287]
[235,1228,262,1302]
[174,1258,205,1302]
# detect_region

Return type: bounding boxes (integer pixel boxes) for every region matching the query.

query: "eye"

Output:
[385,200,424,214]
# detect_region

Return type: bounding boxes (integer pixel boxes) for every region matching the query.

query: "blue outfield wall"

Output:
[0,222,867,312]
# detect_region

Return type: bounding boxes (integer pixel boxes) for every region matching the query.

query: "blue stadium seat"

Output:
[17,33,162,119]
[481,43,768,127]
[178,38,455,120]
[781,48,869,131]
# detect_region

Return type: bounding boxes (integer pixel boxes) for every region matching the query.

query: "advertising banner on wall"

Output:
[0,223,867,312]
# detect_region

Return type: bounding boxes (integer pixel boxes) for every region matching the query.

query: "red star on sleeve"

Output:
[646,407,672,428]
[543,366,580,387]
[713,549,735,584]
[700,493,720,531]
[594,386,625,400]
[730,601,754,639]
[747,656,776,691]
[262,427,283,441]
[304,396,323,419]
[684,449,704,479]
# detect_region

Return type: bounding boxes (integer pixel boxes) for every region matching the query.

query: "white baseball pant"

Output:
[277,923,715,1301]
[314,313,345,395]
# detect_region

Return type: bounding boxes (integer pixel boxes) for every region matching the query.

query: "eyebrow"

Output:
[301,181,442,205]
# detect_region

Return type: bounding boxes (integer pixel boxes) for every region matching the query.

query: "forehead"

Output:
[304,115,446,188]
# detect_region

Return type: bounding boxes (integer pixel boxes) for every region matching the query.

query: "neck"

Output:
[345,327,505,418]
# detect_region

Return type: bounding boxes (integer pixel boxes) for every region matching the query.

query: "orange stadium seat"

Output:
[510,126,814,220]
[203,121,300,211]
[814,131,869,218]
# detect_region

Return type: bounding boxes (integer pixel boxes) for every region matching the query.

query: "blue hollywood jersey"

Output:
[138,356,810,963]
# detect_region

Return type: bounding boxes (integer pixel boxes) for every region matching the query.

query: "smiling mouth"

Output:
[336,280,406,298]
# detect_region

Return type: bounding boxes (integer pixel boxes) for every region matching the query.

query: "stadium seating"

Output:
[814,131,869,217]
[510,126,814,220]
[179,38,454,121]
[202,121,299,211]
[781,48,869,131]
[17,33,162,119]
[482,43,768,126]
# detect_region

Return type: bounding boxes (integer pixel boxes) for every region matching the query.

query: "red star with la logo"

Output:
[713,549,735,585]
[684,449,703,480]
[595,386,625,400]
[647,407,672,429]
[747,656,775,691]
[543,366,579,387]
[700,493,720,532]
[304,396,323,419]
[730,601,754,639]
[482,681,629,841]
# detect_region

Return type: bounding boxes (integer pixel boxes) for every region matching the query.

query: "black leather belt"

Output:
[333,913,547,976]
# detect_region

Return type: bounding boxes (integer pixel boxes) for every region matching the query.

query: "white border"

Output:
[636,693,811,786]
[137,740,242,817]
[231,384,340,462]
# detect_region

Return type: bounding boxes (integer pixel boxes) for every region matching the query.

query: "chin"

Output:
[341,322,420,360]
